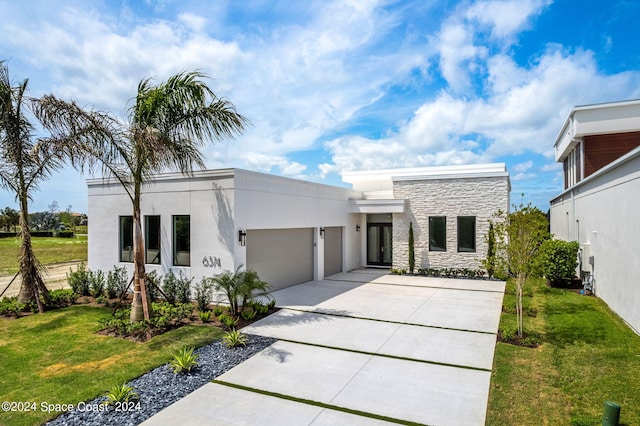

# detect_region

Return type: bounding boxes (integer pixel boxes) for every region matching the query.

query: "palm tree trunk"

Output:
[16,193,49,312]
[129,193,152,322]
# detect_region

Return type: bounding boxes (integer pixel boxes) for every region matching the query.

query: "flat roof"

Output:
[342,163,509,183]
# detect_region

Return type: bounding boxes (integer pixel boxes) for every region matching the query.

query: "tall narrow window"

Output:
[119,216,133,262]
[173,215,190,266]
[429,216,446,251]
[457,216,476,252]
[145,216,161,265]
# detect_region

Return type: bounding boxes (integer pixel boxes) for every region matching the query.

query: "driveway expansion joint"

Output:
[212,379,428,426]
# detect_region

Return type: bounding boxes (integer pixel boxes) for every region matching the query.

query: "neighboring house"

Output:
[550,99,640,334]
[88,164,510,292]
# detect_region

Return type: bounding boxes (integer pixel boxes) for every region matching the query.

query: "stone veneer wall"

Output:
[392,176,509,270]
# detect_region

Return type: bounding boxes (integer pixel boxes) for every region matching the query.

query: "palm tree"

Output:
[0,61,64,312]
[35,71,249,321]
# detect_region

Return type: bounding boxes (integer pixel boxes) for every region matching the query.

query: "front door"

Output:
[367,223,392,266]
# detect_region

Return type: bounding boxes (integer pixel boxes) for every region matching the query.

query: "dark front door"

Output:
[367,223,392,266]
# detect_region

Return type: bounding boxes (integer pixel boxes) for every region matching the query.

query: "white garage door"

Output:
[246,228,314,291]
[324,226,343,277]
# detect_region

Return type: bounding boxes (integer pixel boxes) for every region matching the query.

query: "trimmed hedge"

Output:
[0,232,18,238]
[30,231,54,237]
[538,239,580,286]
[57,231,75,238]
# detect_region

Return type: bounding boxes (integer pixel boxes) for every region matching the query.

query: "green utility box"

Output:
[602,400,620,426]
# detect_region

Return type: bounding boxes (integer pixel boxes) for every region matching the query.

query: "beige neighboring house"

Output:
[88,164,510,292]
[550,99,640,334]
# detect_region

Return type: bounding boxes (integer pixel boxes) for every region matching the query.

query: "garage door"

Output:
[246,228,314,291]
[324,226,342,277]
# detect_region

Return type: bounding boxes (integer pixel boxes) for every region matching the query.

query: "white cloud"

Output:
[513,160,533,173]
[466,0,552,40]
[241,152,307,177]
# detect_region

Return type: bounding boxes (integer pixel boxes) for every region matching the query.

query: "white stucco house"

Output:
[550,99,640,334]
[88,163,510,292]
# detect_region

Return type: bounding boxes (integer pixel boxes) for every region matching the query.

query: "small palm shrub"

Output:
[212,306,225,316]
[198,310,212,323]
[170,346,199,374]
[223,329,248,348]
[67,262,90,296]
[218,313,238,329]
[241,308,256,320]
[104,383,138,405]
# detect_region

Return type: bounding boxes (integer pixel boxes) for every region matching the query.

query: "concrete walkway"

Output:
[142,270,505,426]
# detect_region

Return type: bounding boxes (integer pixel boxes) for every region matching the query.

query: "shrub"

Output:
[408,222,415,274]
[0,297,25,317]
[67,262,90,296]
[104,383,138,405]
[222,329,247,348]
[46,289,75,308]
[198,310,212,323]
[106,265,129,299]
[170,346,199,374]
[56,230,74,238]
[88,270,106,297]
[538,239,580,286]
[482,221,497,278]
[162,270,193,305]
[145,270,161,302]
[194,277,214,311]
[212,306,224,316]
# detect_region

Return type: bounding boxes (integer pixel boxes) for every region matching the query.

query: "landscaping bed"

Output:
[45,334,276,426]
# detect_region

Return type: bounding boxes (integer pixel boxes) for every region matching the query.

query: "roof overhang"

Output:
[349,199,405,213]
[554,99,640,161]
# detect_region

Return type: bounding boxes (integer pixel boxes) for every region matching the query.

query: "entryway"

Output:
[367,223,392,266]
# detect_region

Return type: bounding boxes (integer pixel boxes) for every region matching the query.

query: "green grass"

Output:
[0,236,88,275]
[487,277,640,425]
[0,305,222,426]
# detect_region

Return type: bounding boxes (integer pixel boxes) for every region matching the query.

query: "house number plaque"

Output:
[202,256,222,268]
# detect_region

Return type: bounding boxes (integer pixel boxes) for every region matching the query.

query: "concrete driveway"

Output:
[143,269,505,425]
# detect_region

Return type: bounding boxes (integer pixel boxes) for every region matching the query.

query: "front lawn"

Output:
[487,277,640,425]
[0,236,88,275]
[0,305,221,426]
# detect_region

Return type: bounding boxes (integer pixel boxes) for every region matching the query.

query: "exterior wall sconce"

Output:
[320,227,325,238]
[238,229,247,246]
[356,225,361,232]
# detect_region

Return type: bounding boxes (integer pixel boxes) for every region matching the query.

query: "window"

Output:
[119,216,133,262]
[145,216,161,265]
[173,215,190,266]
[429,216,446,251]
[457,216,476,252]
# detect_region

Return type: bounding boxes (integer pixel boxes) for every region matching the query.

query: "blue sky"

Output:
[1,0,640,213]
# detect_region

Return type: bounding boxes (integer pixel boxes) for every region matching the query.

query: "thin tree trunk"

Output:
[516,274,524,338]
